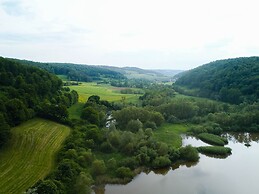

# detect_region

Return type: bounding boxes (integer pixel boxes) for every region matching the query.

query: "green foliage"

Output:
[179,145,199,162]
[158,98,198,120]
[152,156,171,168]
[12,58,126,82]
[81,107,100,125]
[36,180,58,194]
[0,119,70,194]
[116,167,134,179]
[0,57,76,146]
[188,122,223,135]
[0,113,11,147]
[73,172,93,194]
[198,133,228,146]
[144,121,157,130]
[91,159,107,176]
[197,146,232,156]
[175,57,259,104]
[127,119,143,132]
[113,106,164,130]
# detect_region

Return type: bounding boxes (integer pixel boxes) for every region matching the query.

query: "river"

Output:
[102,133,259,194]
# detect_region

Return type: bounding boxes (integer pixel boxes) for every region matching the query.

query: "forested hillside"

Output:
[175,57,259,104]
[0,57,78,147]
[10,59,125,82]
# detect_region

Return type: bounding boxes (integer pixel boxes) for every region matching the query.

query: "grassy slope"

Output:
[153,124,189,148]
[0,118,70,194]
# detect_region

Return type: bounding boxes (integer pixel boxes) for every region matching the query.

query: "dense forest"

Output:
[174,57,259,104]
[0,57,78,147]
[10,59,126,82]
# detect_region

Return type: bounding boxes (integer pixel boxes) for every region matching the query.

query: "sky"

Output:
[1,0,259,70]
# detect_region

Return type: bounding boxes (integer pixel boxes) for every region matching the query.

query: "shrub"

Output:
[179,145,199,162]
[198,133,228,146]
[197,146,232,156]
[116,167,134,179]
[152,156,171,168]
[126,119,143,132]
[144,121,157,130]
[91,160,106,176]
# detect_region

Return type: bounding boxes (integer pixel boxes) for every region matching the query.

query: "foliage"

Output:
[198,133,228,146]
[179,145,199,162]
[0,57,77,146]
[152,156,171,168]
[197,146,232,156]
[116,167,134,179]
[175,57,259,104]
[113,106,164,130]
[11,58,126,82]
[81,107,100,126]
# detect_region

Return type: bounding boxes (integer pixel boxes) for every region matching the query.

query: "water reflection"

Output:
[104,133,259,194]
[224,132,259,145]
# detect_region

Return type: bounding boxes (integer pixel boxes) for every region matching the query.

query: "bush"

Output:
[36,180,58,194]
[116,167,134,179]
[144,121,157,130]
[126,119,143,132]
[197,146,232,156]
[81,107,100,126]
[91,160,106,176]
[152,156,171,168]
[198,133,228,146]
[179,145,199,162]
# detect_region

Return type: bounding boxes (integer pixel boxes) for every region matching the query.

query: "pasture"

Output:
[0,118,70,194]
[69,82,142,103]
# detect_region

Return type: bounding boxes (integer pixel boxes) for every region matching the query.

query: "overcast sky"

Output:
[1,0,259,70]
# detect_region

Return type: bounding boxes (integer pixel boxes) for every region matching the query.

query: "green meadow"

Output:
[153,124,189,148]
[69,82,142,103]
[0,118,70,194]
[68,82,143,119]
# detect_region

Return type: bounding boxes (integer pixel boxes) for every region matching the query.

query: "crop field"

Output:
[69,82,142,103]
[0,118,70,194]
[153,124,189,148]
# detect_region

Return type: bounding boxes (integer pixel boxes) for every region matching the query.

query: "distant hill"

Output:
[150,69,184,77]
[9,58,184,82]
[174,57,259,104]
[9,59,126,82]
[101,66,172,81]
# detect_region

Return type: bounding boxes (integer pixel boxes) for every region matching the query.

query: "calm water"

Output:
[101,133,259,194]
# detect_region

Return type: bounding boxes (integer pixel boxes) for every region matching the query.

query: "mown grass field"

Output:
[153,124,189,148]
[0,118,70,194]
[68,82,143,119]
[68,82,142,103]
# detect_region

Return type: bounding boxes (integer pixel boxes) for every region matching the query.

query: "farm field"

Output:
[0,118,70,194]
[68,82,142,103]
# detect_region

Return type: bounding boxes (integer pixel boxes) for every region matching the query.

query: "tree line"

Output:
[10,58,126,82]
[175,57,259,104]
[0,57,78,147]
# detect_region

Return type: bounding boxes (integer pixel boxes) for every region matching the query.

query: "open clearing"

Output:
[68,82,142,103]
[0,118,70,194]
[153,124,189,148]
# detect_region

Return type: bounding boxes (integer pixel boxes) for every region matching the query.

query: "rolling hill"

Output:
[174,57,259,104]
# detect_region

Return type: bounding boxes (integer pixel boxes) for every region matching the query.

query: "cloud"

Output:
[1,0,259,69]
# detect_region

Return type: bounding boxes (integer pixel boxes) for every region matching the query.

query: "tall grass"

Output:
[0,118,70,194]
